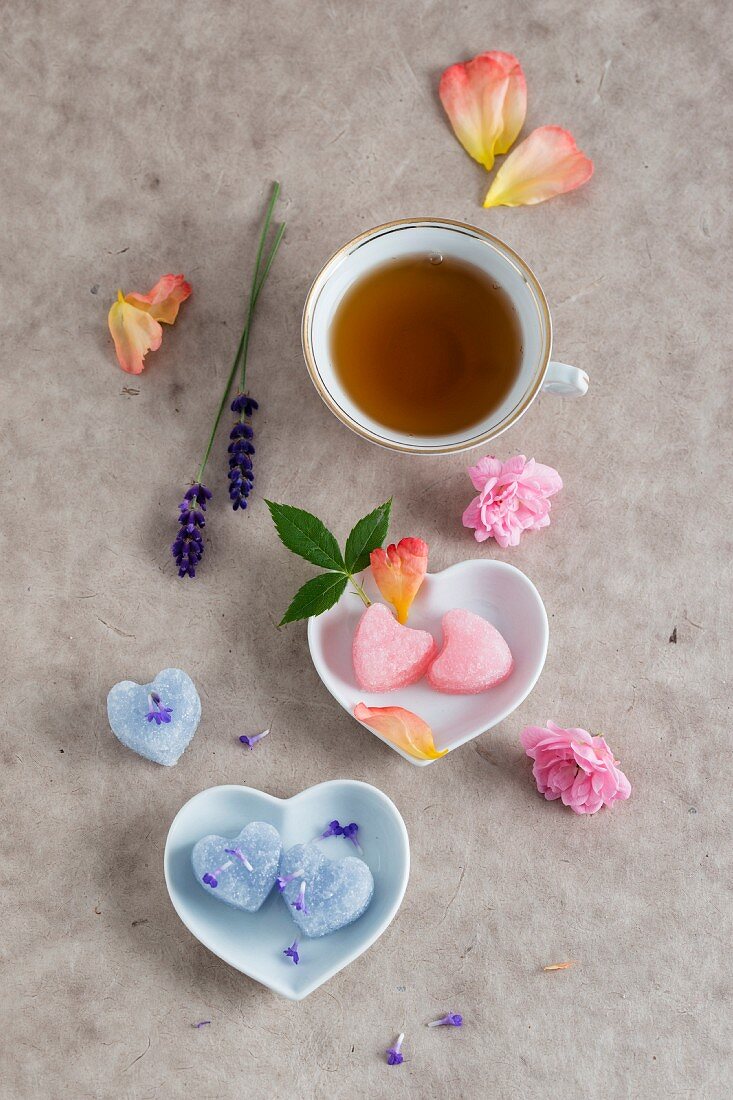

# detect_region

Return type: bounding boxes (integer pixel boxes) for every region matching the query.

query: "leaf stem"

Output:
[347,575,371,607]
[194,184,284,484]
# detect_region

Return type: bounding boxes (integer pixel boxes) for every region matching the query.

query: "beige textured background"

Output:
[1,1,731,1097]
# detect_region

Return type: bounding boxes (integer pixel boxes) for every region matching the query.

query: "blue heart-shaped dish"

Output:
[164,781,410,1000]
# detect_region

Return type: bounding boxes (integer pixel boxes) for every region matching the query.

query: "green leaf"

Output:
[279,572,348,625]
[265,501,345,571]
[344,499,392,573]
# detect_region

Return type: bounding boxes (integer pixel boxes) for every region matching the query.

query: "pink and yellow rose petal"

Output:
[483,126,593,209]
[107,274,191,374]
[354,702,447,761]
[439,50,527,171]
[439,50,593,208]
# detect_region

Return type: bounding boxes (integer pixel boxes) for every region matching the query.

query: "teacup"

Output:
[302,218,588,455]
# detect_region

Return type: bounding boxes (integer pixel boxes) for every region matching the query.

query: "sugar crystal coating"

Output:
[352,603,436,693]
[107,668,201,766]
[427,608,513,694]
[192,822,282,912]
[278,842,374,938]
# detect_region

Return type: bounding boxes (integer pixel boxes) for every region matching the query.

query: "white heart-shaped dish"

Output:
[308,559,548,766]
[164,781,409,1000]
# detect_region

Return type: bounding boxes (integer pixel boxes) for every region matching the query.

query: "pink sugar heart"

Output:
[352,603,437,693]
[427,608,513,694]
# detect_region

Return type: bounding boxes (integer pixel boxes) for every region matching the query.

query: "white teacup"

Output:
[302,218,588,454]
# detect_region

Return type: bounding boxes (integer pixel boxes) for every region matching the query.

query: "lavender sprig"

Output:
[228,182,284,513]
[169,182,284,577]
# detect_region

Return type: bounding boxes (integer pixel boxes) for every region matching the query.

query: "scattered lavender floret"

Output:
[341,822,362,852]
[314,820,361,851]
[386,1033,405,1066]
[171,483,211,578]
[276,868,304,893]
[145,692,173,725]
[292,880,308,914]
[201,851,242,889]
[427,1013,463,1028]
[283,939,300,965]
[224,847,254,872]
[238,727,269,750]
[192,1020,211,1029]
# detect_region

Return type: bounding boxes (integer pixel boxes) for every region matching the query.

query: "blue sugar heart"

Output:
[192,822,282,912]
[278,842,374,938]
[107,668,201,766]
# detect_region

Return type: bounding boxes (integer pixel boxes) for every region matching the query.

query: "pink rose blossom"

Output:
[520,721,631,815]
[462,455,562,547]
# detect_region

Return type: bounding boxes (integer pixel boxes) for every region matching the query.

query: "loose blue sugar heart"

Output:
[107,668,201,766]
[278,842,374,938]
[192,822,282,912]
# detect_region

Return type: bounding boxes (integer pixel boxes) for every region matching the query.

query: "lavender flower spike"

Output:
[145,692,173,725]
[238,727,270,750]
[276,868,304,892]
[427,1013,463,1028]
[228,395,258,511]
[283,939,300,965]
[386,1033,405,1066]
[292,880,308,914]
[171,483,211,578]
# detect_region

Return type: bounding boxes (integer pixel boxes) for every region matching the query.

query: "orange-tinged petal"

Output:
[369,537,428,624]
[125,274,192,324]
[483,126,593,208]
[354,703,448,761]
[107,291,163,374]
[439,51,526,171]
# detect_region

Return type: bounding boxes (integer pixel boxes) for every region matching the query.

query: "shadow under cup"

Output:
[302,219,552,455]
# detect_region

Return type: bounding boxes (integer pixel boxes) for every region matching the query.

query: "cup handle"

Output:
[542,361,589,397]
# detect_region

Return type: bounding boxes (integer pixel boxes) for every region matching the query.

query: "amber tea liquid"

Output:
[330,254,522,436]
